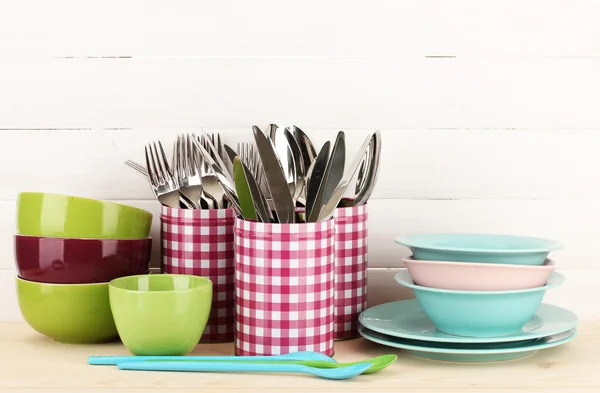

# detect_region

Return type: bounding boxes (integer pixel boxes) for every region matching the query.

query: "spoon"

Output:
[88,351,336,366]
[353,130,381,206]
[219,354,397,374]
[116,361,371,380]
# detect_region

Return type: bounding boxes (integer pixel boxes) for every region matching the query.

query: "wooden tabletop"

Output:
[1,322,598,392]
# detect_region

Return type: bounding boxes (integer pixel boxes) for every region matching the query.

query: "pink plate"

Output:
[401,257,555,291]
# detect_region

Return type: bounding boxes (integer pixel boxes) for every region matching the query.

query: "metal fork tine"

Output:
[144,146,156,186]
[156,140,173,179]
[149,143,163,185]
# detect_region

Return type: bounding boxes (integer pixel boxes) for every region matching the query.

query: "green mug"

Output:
[109,274,212,356]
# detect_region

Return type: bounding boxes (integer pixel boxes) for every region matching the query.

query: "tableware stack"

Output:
[13,192,153,344]
[358,233,579,362]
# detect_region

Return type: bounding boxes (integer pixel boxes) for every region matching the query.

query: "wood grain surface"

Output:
[0,322,597,392]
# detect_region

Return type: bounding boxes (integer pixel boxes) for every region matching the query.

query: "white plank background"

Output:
[1,0,598,321]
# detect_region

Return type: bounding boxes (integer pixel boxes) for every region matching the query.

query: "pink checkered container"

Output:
[333,203,368,340]
[234,217,335,356]
[160,206,236,342]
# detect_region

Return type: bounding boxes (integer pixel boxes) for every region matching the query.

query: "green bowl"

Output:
[16,192,153,239]
[16,277,119,344]
[109,274,212,356]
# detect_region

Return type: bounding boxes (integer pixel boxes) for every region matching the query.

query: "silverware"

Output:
[253,125,296,224]
[353,130,381,206]
[290,125,317,171]
[304,141,331,222]
[283,129,305,205]
[144,141,181,209]
[173,134,203,209]
[272,128,297,200]
[200,131,234,185]
[124,159,149,179]
[198,135,227,209]
[319,133,372,218]
[194,140,244,217]
[307,132,345,223]
[233,156,272,222]
[211,133,234,180]
[233,156,258,220]
[238,142,270,202]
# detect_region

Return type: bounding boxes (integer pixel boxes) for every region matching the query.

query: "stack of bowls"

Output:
[14,192,153,344]
[357,233,579,362]
[397,233,567,337]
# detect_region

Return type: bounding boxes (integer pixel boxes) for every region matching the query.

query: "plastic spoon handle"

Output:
[117,361,371,380]
[88,351,335,365]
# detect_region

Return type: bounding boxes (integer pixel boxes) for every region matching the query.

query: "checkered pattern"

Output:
[234,218,335,356]
[333,203,368,340]
[160,206,236,342]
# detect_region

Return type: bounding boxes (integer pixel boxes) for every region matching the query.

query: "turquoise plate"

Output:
[358,325,577,362]
[394,233,563,265]
[359,299,578,343]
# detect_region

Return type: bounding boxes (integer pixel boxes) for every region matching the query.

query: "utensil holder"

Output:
[234,217,335,356]
[333,203,368,340]
[160,206,236,342]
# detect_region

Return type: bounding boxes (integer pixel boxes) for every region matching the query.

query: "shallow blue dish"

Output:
[394,233,563,265]
[394,269,565,338]
[358,324,577,363]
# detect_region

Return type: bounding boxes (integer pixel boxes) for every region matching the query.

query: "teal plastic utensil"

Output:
[88,351,335,365]
[117,361,371,380]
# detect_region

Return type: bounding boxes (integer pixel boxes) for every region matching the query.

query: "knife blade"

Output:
[304,141,331,222]
[307,132,345,222]
[242,159,272,223]
[252,125,296,224]
[233,156,258,221]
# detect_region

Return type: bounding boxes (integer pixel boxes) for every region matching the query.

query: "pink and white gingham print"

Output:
[161,206,236,342]
[333,203,368,340]
[234,217,335,356]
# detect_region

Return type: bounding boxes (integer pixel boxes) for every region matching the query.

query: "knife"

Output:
[304,141,331,222]
[319,132,373,217]
[252,125,296,224]
[307,132,345,222]
[233,156,258,221]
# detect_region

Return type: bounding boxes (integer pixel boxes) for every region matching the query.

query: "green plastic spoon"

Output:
[156,354,398,375]
[277,354,397,374]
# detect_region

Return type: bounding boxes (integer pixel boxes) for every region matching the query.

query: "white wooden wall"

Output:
[1,0,599,321]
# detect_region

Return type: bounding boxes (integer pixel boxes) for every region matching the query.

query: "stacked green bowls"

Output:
[14,192,153,344]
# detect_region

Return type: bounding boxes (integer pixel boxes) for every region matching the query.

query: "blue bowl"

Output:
[395,233,563,265]
[394,269,565,337]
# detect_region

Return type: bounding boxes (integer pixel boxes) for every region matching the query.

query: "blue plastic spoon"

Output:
[116,361,371,380]
[88,351,336,366]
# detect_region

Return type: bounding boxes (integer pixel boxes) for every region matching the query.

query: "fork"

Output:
[172,134,205,209]
[124,159,149,180]
[145,141,183,209]
[198,135,227,209]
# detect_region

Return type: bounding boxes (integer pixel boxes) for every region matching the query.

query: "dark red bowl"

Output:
[14,235,152,284]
